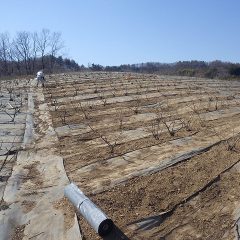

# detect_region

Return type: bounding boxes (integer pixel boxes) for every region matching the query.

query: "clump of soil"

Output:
[11,224,25,240]
[21,200,36,213]
[23,161,43,187]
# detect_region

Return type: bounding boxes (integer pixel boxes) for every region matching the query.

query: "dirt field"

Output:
[0,78,29,210]
[43,72,240,239]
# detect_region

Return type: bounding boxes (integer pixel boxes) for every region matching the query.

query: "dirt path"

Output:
[0,78,81,240]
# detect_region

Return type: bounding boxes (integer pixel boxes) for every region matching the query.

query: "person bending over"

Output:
[36,70,45,87]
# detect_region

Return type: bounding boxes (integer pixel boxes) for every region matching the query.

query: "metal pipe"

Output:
[64,183,113,236]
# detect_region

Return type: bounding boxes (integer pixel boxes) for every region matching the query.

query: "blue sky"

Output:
[1,0,239,66]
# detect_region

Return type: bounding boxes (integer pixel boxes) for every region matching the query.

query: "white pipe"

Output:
[64,183,113,236]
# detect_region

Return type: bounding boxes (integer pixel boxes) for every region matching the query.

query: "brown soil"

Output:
[64,130,192,171]
[11,224,25,240]
[22,161,43,187]
[43,72,240,240]
[21,200,36,213]
[80,141,240,239]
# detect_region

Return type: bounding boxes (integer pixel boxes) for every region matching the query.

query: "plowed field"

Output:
[44,72,240,240]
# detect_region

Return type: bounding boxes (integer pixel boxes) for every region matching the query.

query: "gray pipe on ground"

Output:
[64,183,113,236]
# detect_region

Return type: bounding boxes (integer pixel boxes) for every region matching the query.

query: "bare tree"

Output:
[49,32,64,72]
[37,29,50,70]
[13,31,32,74]
[9,41,22,74]
[31,32,39,73]
[0,32,10,75]
[0,29,70,77]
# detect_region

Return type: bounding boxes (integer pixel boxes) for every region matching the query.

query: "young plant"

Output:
[179,116,193,132]
[209,126,240,152]
[7,86,14,101]
[161,117,178,136]
[58,107,70,125]
[3,104,20,122]
[187,101,206,127]
[88,124,122,155]
[99,92,107,106]
[0,139,18,172]
[79,101,90,120]
[129,96,141,114]
[117,109,124,130]
[149,119,163,140]
[74,85,80,96]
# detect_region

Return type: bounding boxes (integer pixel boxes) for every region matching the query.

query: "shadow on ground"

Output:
[103,223,130,240]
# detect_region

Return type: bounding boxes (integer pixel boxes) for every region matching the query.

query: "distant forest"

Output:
[1,29,240,79]
[0,29,80,78]
[92,61,240,79]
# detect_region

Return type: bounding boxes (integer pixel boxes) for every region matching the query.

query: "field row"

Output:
[44,72,240,239]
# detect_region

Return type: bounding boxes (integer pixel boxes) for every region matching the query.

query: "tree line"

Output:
[91,61,240,79]
[0,29,80,77]
[2,29,239,80]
